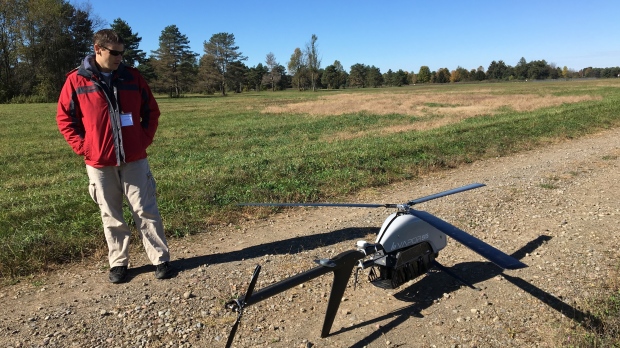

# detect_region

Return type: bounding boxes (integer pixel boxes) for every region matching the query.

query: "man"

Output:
[57,29,171,283]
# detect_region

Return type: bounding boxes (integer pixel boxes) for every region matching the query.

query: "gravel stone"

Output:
[1,128,620,347]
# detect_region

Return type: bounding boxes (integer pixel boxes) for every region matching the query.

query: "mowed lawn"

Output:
[1,79,620,278]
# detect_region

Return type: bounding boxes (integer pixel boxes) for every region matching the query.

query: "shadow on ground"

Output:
[327,235,602,348]
[126,226,376,279]
[127,231,600,347]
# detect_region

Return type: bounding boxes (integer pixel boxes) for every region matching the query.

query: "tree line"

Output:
[1,0,619,103]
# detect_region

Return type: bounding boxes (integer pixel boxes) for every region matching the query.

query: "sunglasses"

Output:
[100,46,125,56]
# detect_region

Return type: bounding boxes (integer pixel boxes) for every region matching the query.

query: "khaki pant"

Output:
[86,159,170,268]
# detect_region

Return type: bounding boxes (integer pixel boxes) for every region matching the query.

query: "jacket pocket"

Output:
[82,138,91,160]
[146,171,157,199]
[88,181,99,205]
[142,127,153,148]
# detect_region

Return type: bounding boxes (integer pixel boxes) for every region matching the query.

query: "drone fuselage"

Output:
[376,212,447,254]
[361,212,448,289]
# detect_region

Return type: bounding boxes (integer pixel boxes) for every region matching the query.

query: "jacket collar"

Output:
[77,54,127,80]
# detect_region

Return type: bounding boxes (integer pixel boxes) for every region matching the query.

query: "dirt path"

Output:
[2,127,620,348]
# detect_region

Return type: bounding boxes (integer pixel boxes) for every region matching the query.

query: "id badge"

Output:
[120,112,134,127]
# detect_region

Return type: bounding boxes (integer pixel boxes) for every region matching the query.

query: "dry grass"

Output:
[262,91,599,117]
[261,90,601,141]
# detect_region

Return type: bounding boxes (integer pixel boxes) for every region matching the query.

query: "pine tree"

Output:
[110,18,146,68]
[150,25,197,97]
[201,32,247,96]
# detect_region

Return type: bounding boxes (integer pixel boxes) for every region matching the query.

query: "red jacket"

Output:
[57,55,160,168]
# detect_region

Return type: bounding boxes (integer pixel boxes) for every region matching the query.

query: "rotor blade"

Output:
[240,183,486,208]
[409,209,527,270]
[407,183,486,206]
[239,202,393,208]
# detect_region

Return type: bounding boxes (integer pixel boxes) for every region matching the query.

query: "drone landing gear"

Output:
[432,260,480,290]
[225,250,366,346]
[225,265,261,348]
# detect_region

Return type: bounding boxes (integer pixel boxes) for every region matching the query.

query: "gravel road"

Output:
[1,127,619,348]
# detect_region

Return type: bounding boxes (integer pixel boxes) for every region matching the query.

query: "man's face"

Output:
[94,43,124,73]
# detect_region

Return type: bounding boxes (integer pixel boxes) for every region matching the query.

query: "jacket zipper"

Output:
[92,77,125,166]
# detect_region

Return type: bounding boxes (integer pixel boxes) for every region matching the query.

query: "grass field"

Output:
[1,79,620,279]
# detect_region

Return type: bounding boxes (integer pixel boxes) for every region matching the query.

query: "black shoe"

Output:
[109,266,127,283]
[155,262,172,279]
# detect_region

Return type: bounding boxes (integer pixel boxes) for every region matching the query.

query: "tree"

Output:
[450,66,470,83]
[67,3,94,67]
[137,57,157,83]
[110,18,145,67]
[394,69,408,86]
[0,0,23,101]
[227,61,248,93]
[600,67,618,78]
[322,60,346,89]
[382,69,409,87]
[487,60,511,80]
[288,47,307,91]
[305,34,321,91]
[322,64,337,89]
[459,67,471,81]
[548,63,560,79]
[417,66,431,83]
[528,59,550,80]
[0,0,99,102]
[348,63,367,88]
[475,66,486,81]
[263,52,281,91]
[450,69,459,83]
[150,25,197,97]
[314,68,325,89]
[383,69,395,86]
[335,60,348,88]
[514,57,528,80]
[435,68,451,83]
[366,65,383,87]
[22,1,95,101]
[246,63,267,92]
[274,64,289,90]
[201,32,247,96]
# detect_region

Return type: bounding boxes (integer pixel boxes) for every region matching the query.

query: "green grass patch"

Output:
[2,79,620,279]
[560,269,620,347]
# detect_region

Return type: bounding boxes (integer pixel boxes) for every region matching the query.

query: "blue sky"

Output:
[86,0,620,73]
